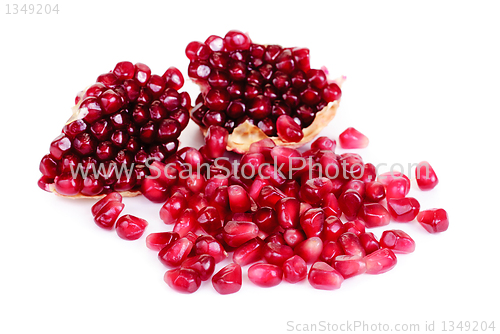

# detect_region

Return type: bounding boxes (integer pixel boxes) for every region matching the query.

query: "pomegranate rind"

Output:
[195,77,345,154]
[47,183,141,199]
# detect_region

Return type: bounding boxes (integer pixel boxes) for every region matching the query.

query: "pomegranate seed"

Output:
[212,263,242,295]
[338,232,366,258]
[294,237,323,264]
[308,262,344,290]
[223,221,259,248]
[186,235,220,262]
[380,230,416,254]
[228,185,251,213]
[159,192,188,224]
[158,234,195,267]
[270,146,302,173]
[365,248,398,274]
[276,115,304,142]
[94,201,124,230]
[252,207,279,234]
[146,232,179,251]
[224,30,251,51]
[113,61,134,80]
[333,255,366,279]
[248,263,283,287]
[360,163,377,183]
[343,179,366,198]
[387,197,420,222]
[164,268,201,294]
[54,173,82,196]
[358,232,380,255]
[321,193,341,218]
[283,228,306,248]
[204,125,228,159]
[358,203,391,228]
[342,219,366,236]
[320,240,344,265]
[115,215,148,241]
[263,242,294,266]
[322,216,344,242]
[417,208,449,233]
[162,67,185,90]
[365,181,386,202]
[258,185,286,208]
[339,127,369,149]
[377,171,411,190]
[386,178,410,199]
[181,254,215,281]
[173,208,198,237]
[141,178,169,203]
[415,161,439,190]
[311,136,336,152]
[91,192,122,216]
[197,206,223,235]
[282,255,307,283]
[322,83,342,102]
[300,208,325,238]
[275,197,300,229]
[134,63,151,86]
[232,237,264,266]
[300,177,333,205]
[338,189,363,221]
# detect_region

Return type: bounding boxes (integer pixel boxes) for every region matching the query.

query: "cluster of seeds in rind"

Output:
[38,62,190,197]
[186,30,342,141]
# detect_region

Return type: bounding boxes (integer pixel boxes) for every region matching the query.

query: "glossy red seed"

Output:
[274,197,300,229]
[282,255,307,283]
[134,63,151,86]
[159,192,187,224]
[342,219,366,236]
[377,171,411,190]
[322,216,344,242]
[248,263,283,287]
[300,208,325,238]
[193,235,227,263]
[417,208,449,233]
[91,192,122,216]
[365,248,398,274]
[94,201,124,230]
[294,237,323,264]
[365,181,386,202]
[339,127,369,149]
[212,263,242,295]
[252,207,279,234]
[338,189,363,221]
[283,228,306,248]
[224,30,251,51]
[322,83,342,102]
[146,232,179,251]
[321,193,342,219]
[164,268,201,294]
[197,206,223,235]
[308,262,344,290]
[359,232,380,255]
[333,255,367,278]
[311,136,336,152]
[338,232,366,258]
[113,61,135,80]
[181,254,215,281]
[358,203,391,228]
[158,234,195,267]
[300,177,333,205]
[232,237,264,266]
[173,208,197,237]
[263,242,294,266]
[223,221,259,248]
[415,161,439,190]
[141,178,169,203]
[320,240,344,265]
[54,173,82,196]
[205,125,228,159]
[276,115,304,143]
[386,178,410,199]
[228,185,251,213]
[387,197,420,222]
[116,215,148,240]
[162,67,184,90]
[380,230,416,254]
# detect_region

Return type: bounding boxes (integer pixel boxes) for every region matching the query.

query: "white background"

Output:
[1,1,499,333]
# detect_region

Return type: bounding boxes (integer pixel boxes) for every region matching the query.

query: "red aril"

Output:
[322,216,344,242]
[248,263,283,287]
[193,235,227,263]
[282,255,308,283]
[338,232,366,258]
[358,203,391,228]
[228,185,252,213]
[358,232,380,255]
[252,207,279,234]
[173,208,198,237]
[212,263,243,295]
[339,127,369,149]
[180,254,215,281]
[338,189,363,221]
[91,192,122,216]
[94,201,125,230]
[417,208,449,233]
[387,197,420,222]
[415,161,439,190]
[164,268,201,294]
[115,215,148,240]
[158,234,195,267]
[222,221,259,247]
[159,192,188,224]
[283,228,306,248]
[380,230,415,254]
[263,242,294,266]
[333,255,367,278]
[364,181,386,202]
[275,197,300,229]
[320,240,344,265]
[146,232,179,251]
[365,248,398,274]
[300,208,325,238]
[308,262,344,290]
[294,237,323,264]
[232,237,265,266]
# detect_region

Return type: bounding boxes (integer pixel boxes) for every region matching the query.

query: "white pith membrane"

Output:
[194,76,345,154]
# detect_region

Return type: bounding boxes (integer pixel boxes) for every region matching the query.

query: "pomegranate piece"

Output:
[308,262,344,290]
[173,208,198,237]
[282,255,308,283]
[158,234,195,267]
[212,263,243,295]
[233,237,265,266]
[417,208,449,233]
[415,161,439,190]
[358,232,380,255]
[380,230,416,254]
[311,136,336,152]
[94,201,125,230]
[321,193,341,218]
[222,221,259,247]
[364,181,386,202]
[228,185,251,213]
[322,216,344,242]
[333,255,367,278]
[181,254,215,281]
[320,240,344,265]
[164,268,201,294]
[300,208,325,238]
[294,237,323,264]
[91,192,122,216]
[205,125,228,159]
[252,207,279,234]
[300,177,333,205]
[386,178,410,199]
[197,206,223,235]
[257,185,286,207]
[194,235,227,263]
[387,197,420,222]
[276,115,304,142]
[342,219,366,236]
[377,171,411,193]
[275,197,300,229]
[338,232,366,258]
[338,127,369,149]
[146,232,179,251]
[338,189,363,221]
[39,62,188,197]
[263,242,294,266]
[358,203,391,228]
[115,215,148,240]
[159,192,188,224]
[283,228,306,248]
[365,248,398,274]
[248,263,283,287]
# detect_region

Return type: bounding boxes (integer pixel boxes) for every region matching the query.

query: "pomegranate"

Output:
[186,30,344,153]
[38,62,190,198]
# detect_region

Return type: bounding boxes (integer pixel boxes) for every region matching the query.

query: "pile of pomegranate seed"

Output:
[134,128,448,294]
[38,62,190,197]
[186,30,342,142]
